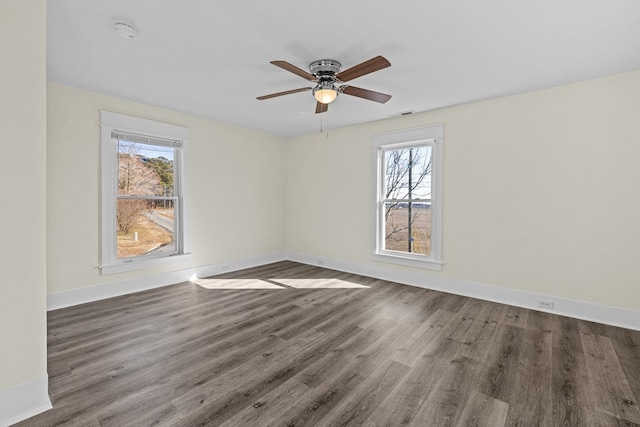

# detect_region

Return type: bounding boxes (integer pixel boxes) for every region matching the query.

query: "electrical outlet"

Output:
[537,300,555,310]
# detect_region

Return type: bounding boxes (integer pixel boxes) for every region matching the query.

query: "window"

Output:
[100,112,190,274]
[371,124,443,270]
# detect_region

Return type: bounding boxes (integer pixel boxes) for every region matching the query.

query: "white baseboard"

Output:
[0,375,51,427]
[287,251,640,331]
[46,249,639,331]
[47,252,287,311]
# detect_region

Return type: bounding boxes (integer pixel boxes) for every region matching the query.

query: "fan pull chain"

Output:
[325,108,330,138]
[319,108,330,137]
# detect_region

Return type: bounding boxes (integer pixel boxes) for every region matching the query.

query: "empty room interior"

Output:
[2,0,640,426]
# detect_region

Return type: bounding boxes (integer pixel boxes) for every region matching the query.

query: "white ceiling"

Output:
[47,0,640,138]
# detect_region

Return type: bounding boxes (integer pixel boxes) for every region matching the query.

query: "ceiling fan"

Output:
[257,55,392,114]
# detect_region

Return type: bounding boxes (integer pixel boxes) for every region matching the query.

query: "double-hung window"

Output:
[372,124,443,270]
[100,111,190,274]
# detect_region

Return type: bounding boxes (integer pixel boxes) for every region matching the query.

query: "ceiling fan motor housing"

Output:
[309,59,342,80]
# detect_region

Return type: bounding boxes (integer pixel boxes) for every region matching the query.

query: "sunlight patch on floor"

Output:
[193,278,285,290]
[270,278,370,289]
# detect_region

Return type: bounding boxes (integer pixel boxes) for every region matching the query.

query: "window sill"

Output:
[371,252,442,271]
[100,253,192,275]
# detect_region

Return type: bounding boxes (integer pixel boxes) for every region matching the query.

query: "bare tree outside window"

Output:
[115,139,176,258]
[383,145,432,255]
[118,141,165,197]
[116,199,148,234]
[116,142,155,234]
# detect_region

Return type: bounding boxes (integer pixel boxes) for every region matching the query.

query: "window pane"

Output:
[116,199,175,258]
[118,141,174,196]
[384,202,431,256]
[384,146,432,200]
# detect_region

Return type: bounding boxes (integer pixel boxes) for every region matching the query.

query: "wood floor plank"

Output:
[297,317,396,389]
[551,344,598,425]
[269,369,366,427]
[476,324,524,402]
[525,308,554,332]
[391,308,456,366]
[581,332,640,424]
[15,261,640,427]
[314,359,410,427]
[447,300,488,342]
[413,356,483,426]
[609,326,640,361]
[553,315,584,354]
[620,356,640,419]
[219,379,311,426]
[455,308,502,363]
[501,304,529,329]
[506,328,553,425]
[455,390,509,427]
[174,324,361,425]
[368,337,462,426]
[170,328,323,414]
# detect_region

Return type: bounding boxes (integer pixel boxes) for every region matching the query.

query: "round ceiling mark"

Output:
[114,21,137,39]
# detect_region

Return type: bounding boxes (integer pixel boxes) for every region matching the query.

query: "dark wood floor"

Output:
[17,261,640,426]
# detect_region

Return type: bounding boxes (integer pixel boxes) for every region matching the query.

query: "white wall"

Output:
[0,0,47,388]
[0,0,50,423]
[286,70,640,312]
[47,83,286,294]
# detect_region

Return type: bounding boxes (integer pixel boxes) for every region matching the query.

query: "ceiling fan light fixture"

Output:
[257,56,391,113]
[313,81,338,104]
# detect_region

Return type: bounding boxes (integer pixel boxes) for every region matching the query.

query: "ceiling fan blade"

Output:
[336,56,391,82]
[257,87,311,100]
[341,85,392,103]
[271,61,317,81]
[315,102,328,114]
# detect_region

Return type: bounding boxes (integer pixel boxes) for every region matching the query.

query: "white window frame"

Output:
[371,123,443,270]
[100,111,191,274]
